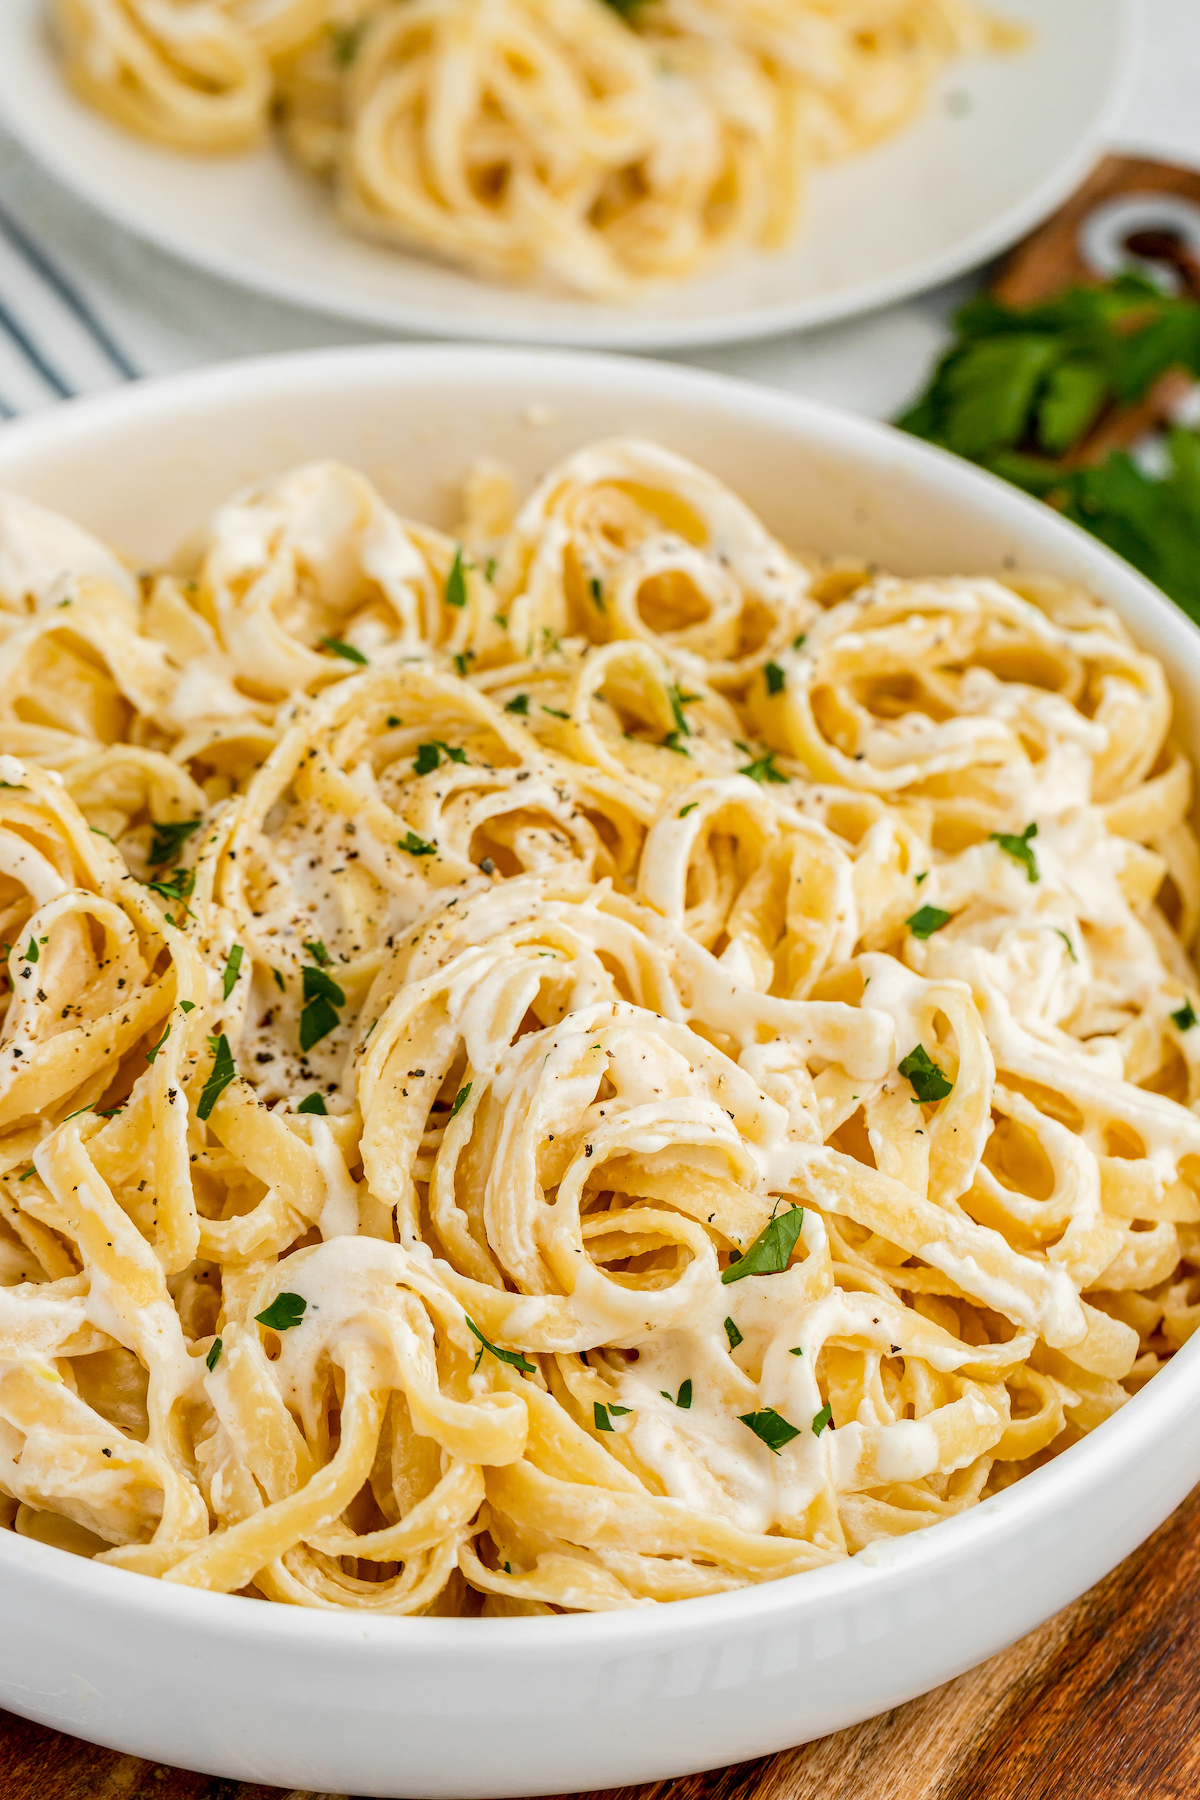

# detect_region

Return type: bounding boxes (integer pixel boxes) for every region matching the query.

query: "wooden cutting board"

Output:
[2,1478,1198,1800]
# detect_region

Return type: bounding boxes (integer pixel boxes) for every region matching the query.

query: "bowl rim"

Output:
[0,337,1197,1656]
[0,0,1140,351]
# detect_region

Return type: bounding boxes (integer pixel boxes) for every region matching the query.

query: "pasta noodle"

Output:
[49,0,1020,297]
[1,438,1198,1616]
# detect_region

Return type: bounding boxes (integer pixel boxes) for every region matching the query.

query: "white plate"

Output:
[0,344,1199,1800]
[0,0,1136,351]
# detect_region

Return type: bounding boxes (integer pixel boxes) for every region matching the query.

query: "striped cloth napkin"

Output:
[0,199,137,417]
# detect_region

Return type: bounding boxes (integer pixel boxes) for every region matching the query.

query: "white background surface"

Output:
[0,0,1196,422]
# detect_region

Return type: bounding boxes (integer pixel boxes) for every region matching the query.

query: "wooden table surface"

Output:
[3,1482,1198,1800]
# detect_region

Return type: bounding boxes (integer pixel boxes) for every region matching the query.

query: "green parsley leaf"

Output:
[764,661,786,696]
[789,1345,804,1356]
[668,686,697,738]
[303,964,345,1007]
[739,751,788,785]
[453,652,472,678]
[255,1292,307,1333]
[466,1316,536,1374]
[678,802,699,818]
[144,866,195,909]
[386,715,401,728]
[661,730,690,756]
[272,967,286,993]
[298,962,345,1053]
[915,870,929,885]
[660,1379,692,1409]
[297,1092,328,1115]
[206,1338,223,1372]
[990,822,1039,882]
[196,1033,237,1121]
[721,1204,804,1285]
[792,633,807,650]
[594,1402,615,1431]
[898,1043,953,1105]
[812,1401,834,1437]
[724,1316,743,1351]
[304,940,331,966]
[24,937,37,964]
[399,830,437,858]
[485,558,498,583]
[148,817,202,868]
[1055,928,1078,963]
[906,904,952,940]
[179,1000,195,1013]
[222,943,243,1000]
[738,1408,802,1455]
[589,577,605,610]
[414,742,441,776]
[504,693,530,715]
[146,1024,169,1064]
[1171,999,1197,1032]
[542,706,570,720]
[446,545,469,610]
[449,1083,472,1120]
[319,636,368,666]
[17,1166,36,1181]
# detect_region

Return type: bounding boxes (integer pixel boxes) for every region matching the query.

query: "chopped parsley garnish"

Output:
[24,937,37,964]
[738,1408,802,1455]
[739,750,788,785]
[272,967,286,992]
[300,963,345,1052]
[319,636,368,665]
[222,943,243,1000]
[148,817,202,867]
[399,830,437,858]
[789,1345,803,1357]
[589,577,605,610]
[414,740,468,775]
[446,545,469,610]
[661,731,690,756]
[542,706,570,720]
[1055,928,1078,963]
[812,1401,834,1437]
[668,686,698,738]
[386,716,401,728]
[145,867,195,912]
[915,870,929,885]
[764,661,786,696]
[304,940,331,966]
[724,1317,743,1351]
[906,904,952,940]
[504,693,530,715]
[792,633,807,650]
[1171,999,1197,1032]
[485,558,498,582]
[678,802,699,818]
[146,1024,170,1064]
[721,1204,804,1285]
[593,1401,632,1431]
[179,1000,195,1014]
[661,1379,692,1409]
[466,1316,536,1374]
[197,1033,237,1121]
[989,822,1039,882]
[297,1093,328,1115]
[255,1292,307,1332]
[449,1083,472,1120]
[206,1338,223,1372]
[454,652,472,678]
[898,1043,953,1104]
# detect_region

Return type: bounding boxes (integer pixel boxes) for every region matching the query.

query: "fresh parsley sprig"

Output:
[721,1204,804,1285]
[898,1044,953,1105]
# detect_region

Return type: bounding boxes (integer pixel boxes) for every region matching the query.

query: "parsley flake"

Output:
[466,1316,536,1374]
[589,577,605,611]
[738,1408,802,1454]
[297,1093,328,1115]
[146,1024,169,1065]
[222,943,243,1000]
[812,1401,834,1437]
[907,904,952,940]
[24,937,37,964]
[661,1379,692,1409]
[724,1317,743,1351]
[678,802,699,818]
[197,1033,237,1120]
[414,740,468,775]
[148,817,202,868]
[449,1083,472,1120]
[446,545,469,610]
[399,830,436,858]
[1055,928,1078,963]
[272,967,286,993]
[1172,999,1197,1032]
[990,822,1039,882]
[206,1338,223,1372]
[319,636,368,665]
[898,1043,953,1104]
[721,1204,804,1285]
[504,694,530,715]
[255,1292,307,1332]
[304,940,331,966]
[300,963,345,1052]
[739,751,788,785]
[764,661,786,695]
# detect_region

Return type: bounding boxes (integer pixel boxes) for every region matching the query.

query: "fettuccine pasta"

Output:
[1,439,1197,1615]
[49,0,1020,297]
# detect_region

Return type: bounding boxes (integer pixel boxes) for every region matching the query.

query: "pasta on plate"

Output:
[49,0,1020,298]
[0,439,1198,1614]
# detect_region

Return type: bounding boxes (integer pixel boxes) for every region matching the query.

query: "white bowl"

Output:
[0,346,1198,1799]
[0,0,1136,349]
